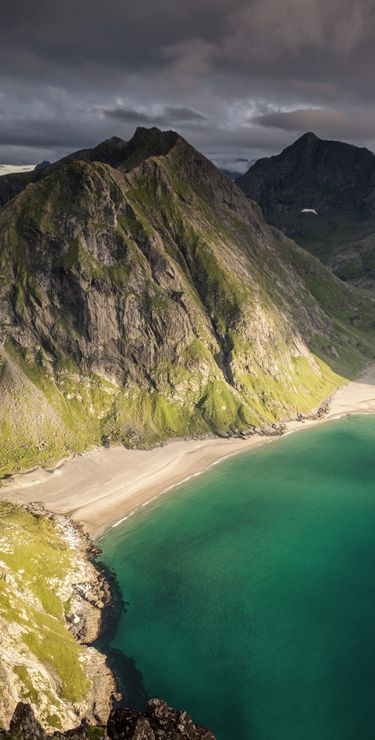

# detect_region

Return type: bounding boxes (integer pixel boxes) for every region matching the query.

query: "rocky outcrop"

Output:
[237,131,375,287]
[0,502,115,733]
[0,502,214,737]
[0,702,45,739]
[0,127,374,477]
[0,700,216,739]
[106,699,216,740]
[0,170,34,209]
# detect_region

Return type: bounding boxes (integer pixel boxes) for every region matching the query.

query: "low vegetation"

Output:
[0,502,91,730]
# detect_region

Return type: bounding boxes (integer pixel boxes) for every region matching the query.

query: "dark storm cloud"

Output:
[102,106,206,125]
[102,109,156,125]
[0,124,87,149]
[164,107,207,122]
[253,108,375,141]
[1,0,375,167]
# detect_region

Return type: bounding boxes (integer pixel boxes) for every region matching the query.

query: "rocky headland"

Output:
[0,699,216,739]
[0,500,216,738]
[0,502,115,733]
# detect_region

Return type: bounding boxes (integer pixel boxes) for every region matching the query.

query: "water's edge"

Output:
[98,416,375,740]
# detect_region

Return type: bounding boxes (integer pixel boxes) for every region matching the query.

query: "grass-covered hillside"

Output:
[0,127,374,476]
[0,502,110,733]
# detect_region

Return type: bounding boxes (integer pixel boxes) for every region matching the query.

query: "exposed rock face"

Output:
[0,502,115,733]
[0,127,374,476]
[7,702,45,739]
[0,170,33,208]
[0,700,216,739]
[237,132,375,287]
[107,699,215,740]
[237,132,375,216]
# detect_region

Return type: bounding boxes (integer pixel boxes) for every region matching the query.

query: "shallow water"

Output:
[100,416,375,740]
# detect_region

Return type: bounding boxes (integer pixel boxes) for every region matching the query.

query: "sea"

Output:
[99,415,375,740]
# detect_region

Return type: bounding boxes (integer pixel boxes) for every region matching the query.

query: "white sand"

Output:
[3,365,375,539]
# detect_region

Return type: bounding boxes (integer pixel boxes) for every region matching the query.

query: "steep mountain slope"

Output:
[0,127,374,476]
[237,132,375,287]
[0,133,181,209]
[0,170,33,209]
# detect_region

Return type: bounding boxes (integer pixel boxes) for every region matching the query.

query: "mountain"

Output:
[220,168,240,181]
[236,132,375,287]
[0,169,34,208]
[0,127,374,476]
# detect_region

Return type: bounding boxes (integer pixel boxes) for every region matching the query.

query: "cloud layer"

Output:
[1,0,375,167]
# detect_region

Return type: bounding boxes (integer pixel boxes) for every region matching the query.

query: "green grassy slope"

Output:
[0,128,374,476]
[0,502,91,731]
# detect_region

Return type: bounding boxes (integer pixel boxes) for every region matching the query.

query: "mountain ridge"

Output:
[236,132,375,286]
[0,128,185,208]
[0,127,374,477]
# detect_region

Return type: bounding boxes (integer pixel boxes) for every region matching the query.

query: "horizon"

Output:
[2,126,375,176]
[2,0,375,170]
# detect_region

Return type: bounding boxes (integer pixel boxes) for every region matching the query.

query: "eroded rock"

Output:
[1,700,216,740]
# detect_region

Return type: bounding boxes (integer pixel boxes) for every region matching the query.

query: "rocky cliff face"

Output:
[237,132,375,287]
[0,502,115,733]
[0,171,33,209]
[0,501,215,737]
[0,127,374,475]
[0,699,216,739]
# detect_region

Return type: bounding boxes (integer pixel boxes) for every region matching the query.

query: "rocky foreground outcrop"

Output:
[0,700,216,739]
[0,502,215,738]
[0,502,115,732]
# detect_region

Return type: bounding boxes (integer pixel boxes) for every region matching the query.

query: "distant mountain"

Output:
[220,159,254,181]
[0,127,374,476]
[220,168,240,181]
[34,160,50,172]
[237,132,375,287]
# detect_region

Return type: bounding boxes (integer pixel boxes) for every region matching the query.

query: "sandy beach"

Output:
[3,364,375,539]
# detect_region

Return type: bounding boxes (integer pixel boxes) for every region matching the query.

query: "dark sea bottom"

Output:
[99,416,375,740]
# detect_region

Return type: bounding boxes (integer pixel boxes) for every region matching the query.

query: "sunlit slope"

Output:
[0,128,374,475]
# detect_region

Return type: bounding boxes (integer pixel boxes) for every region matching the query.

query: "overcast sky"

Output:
[2,0,375,170]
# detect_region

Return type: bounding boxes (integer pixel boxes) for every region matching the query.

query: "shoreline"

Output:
[2,364,375,539]
[0,500,116,731]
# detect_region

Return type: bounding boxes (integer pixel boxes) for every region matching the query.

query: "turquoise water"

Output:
[100,416,375,740]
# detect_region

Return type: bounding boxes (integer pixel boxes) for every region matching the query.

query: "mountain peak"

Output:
[236,131,375,287]
[0,127,199,208]
[0,126,373,480]
[282,131,321,156]
[100,135,126,145]
[296,131,320,143]
[96,135,127,149]
[130,125,181,154]
[71,127,183,171]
